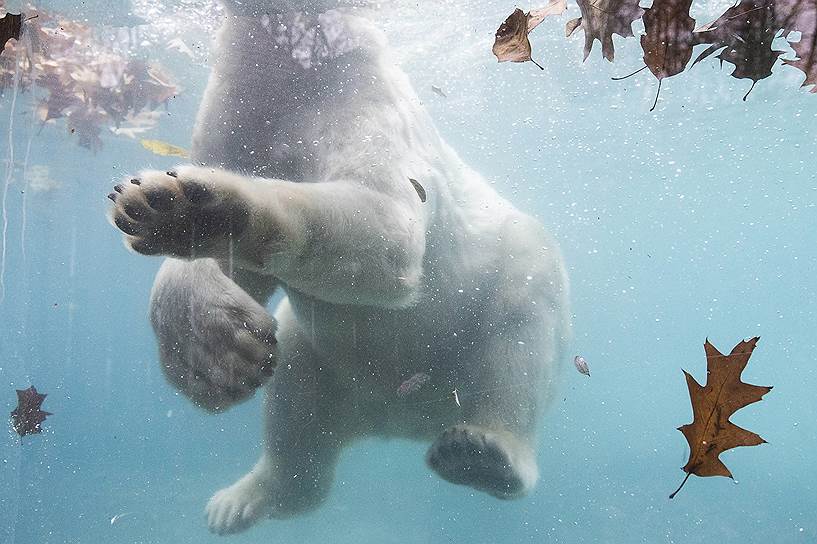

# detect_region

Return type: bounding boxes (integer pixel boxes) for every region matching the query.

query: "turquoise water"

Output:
[1,0,816,542]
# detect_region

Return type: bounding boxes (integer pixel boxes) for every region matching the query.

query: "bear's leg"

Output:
[427,302,563,499]
[108,165,426,308]
[150,258,279,412]
[206,300,348,534]
[426,424,538,499]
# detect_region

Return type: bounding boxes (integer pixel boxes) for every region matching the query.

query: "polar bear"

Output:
[108,0,569,535]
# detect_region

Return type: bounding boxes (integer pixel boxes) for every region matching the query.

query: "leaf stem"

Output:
[742,80,757,101]
[612,65,648,80]
[669,471,691,499]
[650,78,662,111]
[531,58,545,70]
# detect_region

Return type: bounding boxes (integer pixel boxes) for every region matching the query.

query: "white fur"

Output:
[109,2,569,535]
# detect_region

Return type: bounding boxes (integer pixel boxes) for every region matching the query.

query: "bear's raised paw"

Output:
[108,166,251,258]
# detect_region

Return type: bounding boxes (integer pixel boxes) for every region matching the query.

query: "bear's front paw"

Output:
[107,166,250,258]
[151,259,277,412]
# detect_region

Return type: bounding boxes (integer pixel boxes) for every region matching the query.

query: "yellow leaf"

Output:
[140,139,189,158]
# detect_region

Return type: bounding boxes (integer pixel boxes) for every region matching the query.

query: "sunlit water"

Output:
[1,0,815,542]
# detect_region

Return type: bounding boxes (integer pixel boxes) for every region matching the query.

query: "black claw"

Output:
[130,178,141,185]
[166,170,178,178]
[107,192,117,202]
[113,184,124,193]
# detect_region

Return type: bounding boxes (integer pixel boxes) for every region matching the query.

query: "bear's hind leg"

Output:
[426,424,538,499]
[427,289,565,499]
[206,301,349,534]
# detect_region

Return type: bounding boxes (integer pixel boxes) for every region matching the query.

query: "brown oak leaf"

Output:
[640,0,697,108]
[693,0,787,98]
[0,12,22,56]
[493,1,568,69]
[670,337,772,499]
[566,0,645,61]
[777,0,817,91]
[641,0,697,79]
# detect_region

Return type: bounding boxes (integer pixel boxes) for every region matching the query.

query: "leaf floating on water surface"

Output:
[492,1,567,69]
[670,337,772,499]
[573,355,591,376]
[10,386,52,439]
[640,0,698,108]
[0,8,180,152]
[408,178,427,203]
[692,0,785,99]
[0,12,22,56]
[778,0,817,92]
[140,139,189,158]
[565,16,584,37]
[569,0,644,61]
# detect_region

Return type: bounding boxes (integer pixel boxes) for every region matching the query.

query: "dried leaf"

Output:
[641,0,697,80]
[566,16,584,37]
[0,12,22,56]
[493,1,567,68]
[140,139,189,158]
[778,0,817,91]
[408,177,427,202]
[573,355,591,376]
[693,0,786,98]
[670,338,771,498]
[10,386,52,438]
[570,0,644,61]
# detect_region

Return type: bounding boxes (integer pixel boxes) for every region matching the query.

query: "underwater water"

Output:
[0,0,816,542]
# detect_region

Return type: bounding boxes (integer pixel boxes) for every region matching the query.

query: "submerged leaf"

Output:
[10,386,52,438]
[140,139,189,158]
[670,338,771,498]
[573,355,591,376]
[408,177,427,202]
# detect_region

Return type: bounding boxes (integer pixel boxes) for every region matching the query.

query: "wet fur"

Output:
[109,1,569,535]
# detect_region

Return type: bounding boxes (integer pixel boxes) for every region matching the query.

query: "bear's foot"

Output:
[426,424,538,499]
[108,166,251,258]
[206,463,274,535]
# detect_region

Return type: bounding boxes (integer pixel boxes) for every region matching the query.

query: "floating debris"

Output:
[0,13,22,57]
[10,386,51,438]
[408,177,426,203]
[431,85,447,98]
[140,139,189,158]
[573,355,590,376]
[25,165,61,193]
[452,388,461,407]
[397,372,430,398]
[110,512,133,525]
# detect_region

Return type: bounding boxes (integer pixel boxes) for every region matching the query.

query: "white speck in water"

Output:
[110,512,133,525]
